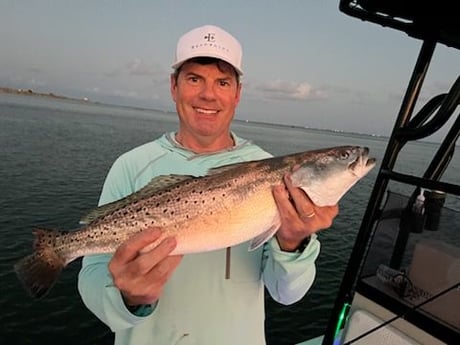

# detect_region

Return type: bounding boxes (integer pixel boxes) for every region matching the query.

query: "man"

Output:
[78,24,338,345]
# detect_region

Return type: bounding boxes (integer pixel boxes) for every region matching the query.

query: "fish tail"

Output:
[14,228,66,298]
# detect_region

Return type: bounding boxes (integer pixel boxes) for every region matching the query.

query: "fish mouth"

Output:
[349,147,376,176]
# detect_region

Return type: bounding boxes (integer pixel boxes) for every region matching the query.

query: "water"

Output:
[0,94,459,345]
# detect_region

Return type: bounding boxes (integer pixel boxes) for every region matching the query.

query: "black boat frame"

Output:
[322,1,460,344]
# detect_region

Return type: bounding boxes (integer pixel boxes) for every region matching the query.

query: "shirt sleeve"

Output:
[97,156,136,207]
[77,157,155,331]
[78,254,154,331]
[262,234,320,305]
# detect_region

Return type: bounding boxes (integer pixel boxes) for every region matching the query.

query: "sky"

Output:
[1,0,459,138]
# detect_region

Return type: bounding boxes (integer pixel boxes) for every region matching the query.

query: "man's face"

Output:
[170,61,241,147]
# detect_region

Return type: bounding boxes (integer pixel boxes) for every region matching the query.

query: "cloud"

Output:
[5,74,46,87]
[26,78,46,87]
[126,58,160,76]
[419,81,452,102]
[85,87,100,93]
[27,66,42,73]
[112,89,140,98]
[256,80,326,101]
[103,58,165,78]
[387,80,451,105]
[104,69,121,78]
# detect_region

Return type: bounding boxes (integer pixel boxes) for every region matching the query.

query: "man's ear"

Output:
[170,74,177,101]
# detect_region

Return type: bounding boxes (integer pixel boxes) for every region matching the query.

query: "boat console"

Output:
[322,1,460,344]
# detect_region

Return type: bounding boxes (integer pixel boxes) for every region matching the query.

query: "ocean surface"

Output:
[0,94,459,345]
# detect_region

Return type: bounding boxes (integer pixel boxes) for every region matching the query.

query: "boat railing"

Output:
[322,1,460,344]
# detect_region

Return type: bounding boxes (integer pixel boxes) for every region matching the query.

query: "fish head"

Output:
[290,146,376,206]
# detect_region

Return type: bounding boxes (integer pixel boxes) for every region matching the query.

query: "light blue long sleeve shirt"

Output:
[78,132,320,345]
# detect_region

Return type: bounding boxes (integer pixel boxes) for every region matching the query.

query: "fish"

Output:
[14,146,376,298]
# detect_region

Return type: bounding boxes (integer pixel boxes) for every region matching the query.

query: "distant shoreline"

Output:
[0,86,90,103]
[0,86,177,115]
[0,86,387,141]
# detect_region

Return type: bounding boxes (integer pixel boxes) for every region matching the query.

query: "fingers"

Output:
[144,254,182,286]
[131,237,178,275]
[283,173,339,221]
[110,229,178,279]
[113,228,163,264]
[272,184,297,217]
[273,173,340,234]
[300,211,316,222]
[312,204,338,230]
[276,174,316,220]
[108,230,183,306]
[125,254,183,305]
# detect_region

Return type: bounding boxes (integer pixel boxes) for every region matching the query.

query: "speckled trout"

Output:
[15,146,375,298]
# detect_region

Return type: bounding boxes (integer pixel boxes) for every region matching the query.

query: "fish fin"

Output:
[207,160,257,175]
[140,174,196,192]
[80,174,195,224]
[14,228,66,299]
[249,225,279,251]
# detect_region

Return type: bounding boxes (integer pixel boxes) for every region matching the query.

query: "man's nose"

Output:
[199,81,216,100]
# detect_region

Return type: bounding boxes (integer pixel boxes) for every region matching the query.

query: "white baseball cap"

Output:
[172,25,243,76]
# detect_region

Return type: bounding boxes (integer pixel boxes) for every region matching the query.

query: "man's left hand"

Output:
[272,173,339,252]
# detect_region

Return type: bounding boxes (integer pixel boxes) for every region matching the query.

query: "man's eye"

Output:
[219,80,230,87]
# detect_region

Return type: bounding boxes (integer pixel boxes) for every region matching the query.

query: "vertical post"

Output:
[322,39,437,344]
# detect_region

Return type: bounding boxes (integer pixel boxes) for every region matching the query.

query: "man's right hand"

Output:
[108,228,183,307]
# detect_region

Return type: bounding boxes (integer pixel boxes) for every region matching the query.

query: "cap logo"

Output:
[190,32,230,53]
[204,32,215,42]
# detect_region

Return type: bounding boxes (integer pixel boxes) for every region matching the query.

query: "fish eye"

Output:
[340,151,350,160]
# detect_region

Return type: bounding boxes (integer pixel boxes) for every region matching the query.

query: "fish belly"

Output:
[168,189,279,255]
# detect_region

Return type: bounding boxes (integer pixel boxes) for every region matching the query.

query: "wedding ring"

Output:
[302,211,316,219]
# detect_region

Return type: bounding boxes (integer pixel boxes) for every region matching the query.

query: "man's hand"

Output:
[108,228,183,307]
[273,173,339,252]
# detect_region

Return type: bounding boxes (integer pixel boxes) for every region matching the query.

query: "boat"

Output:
[300,1,459,344]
